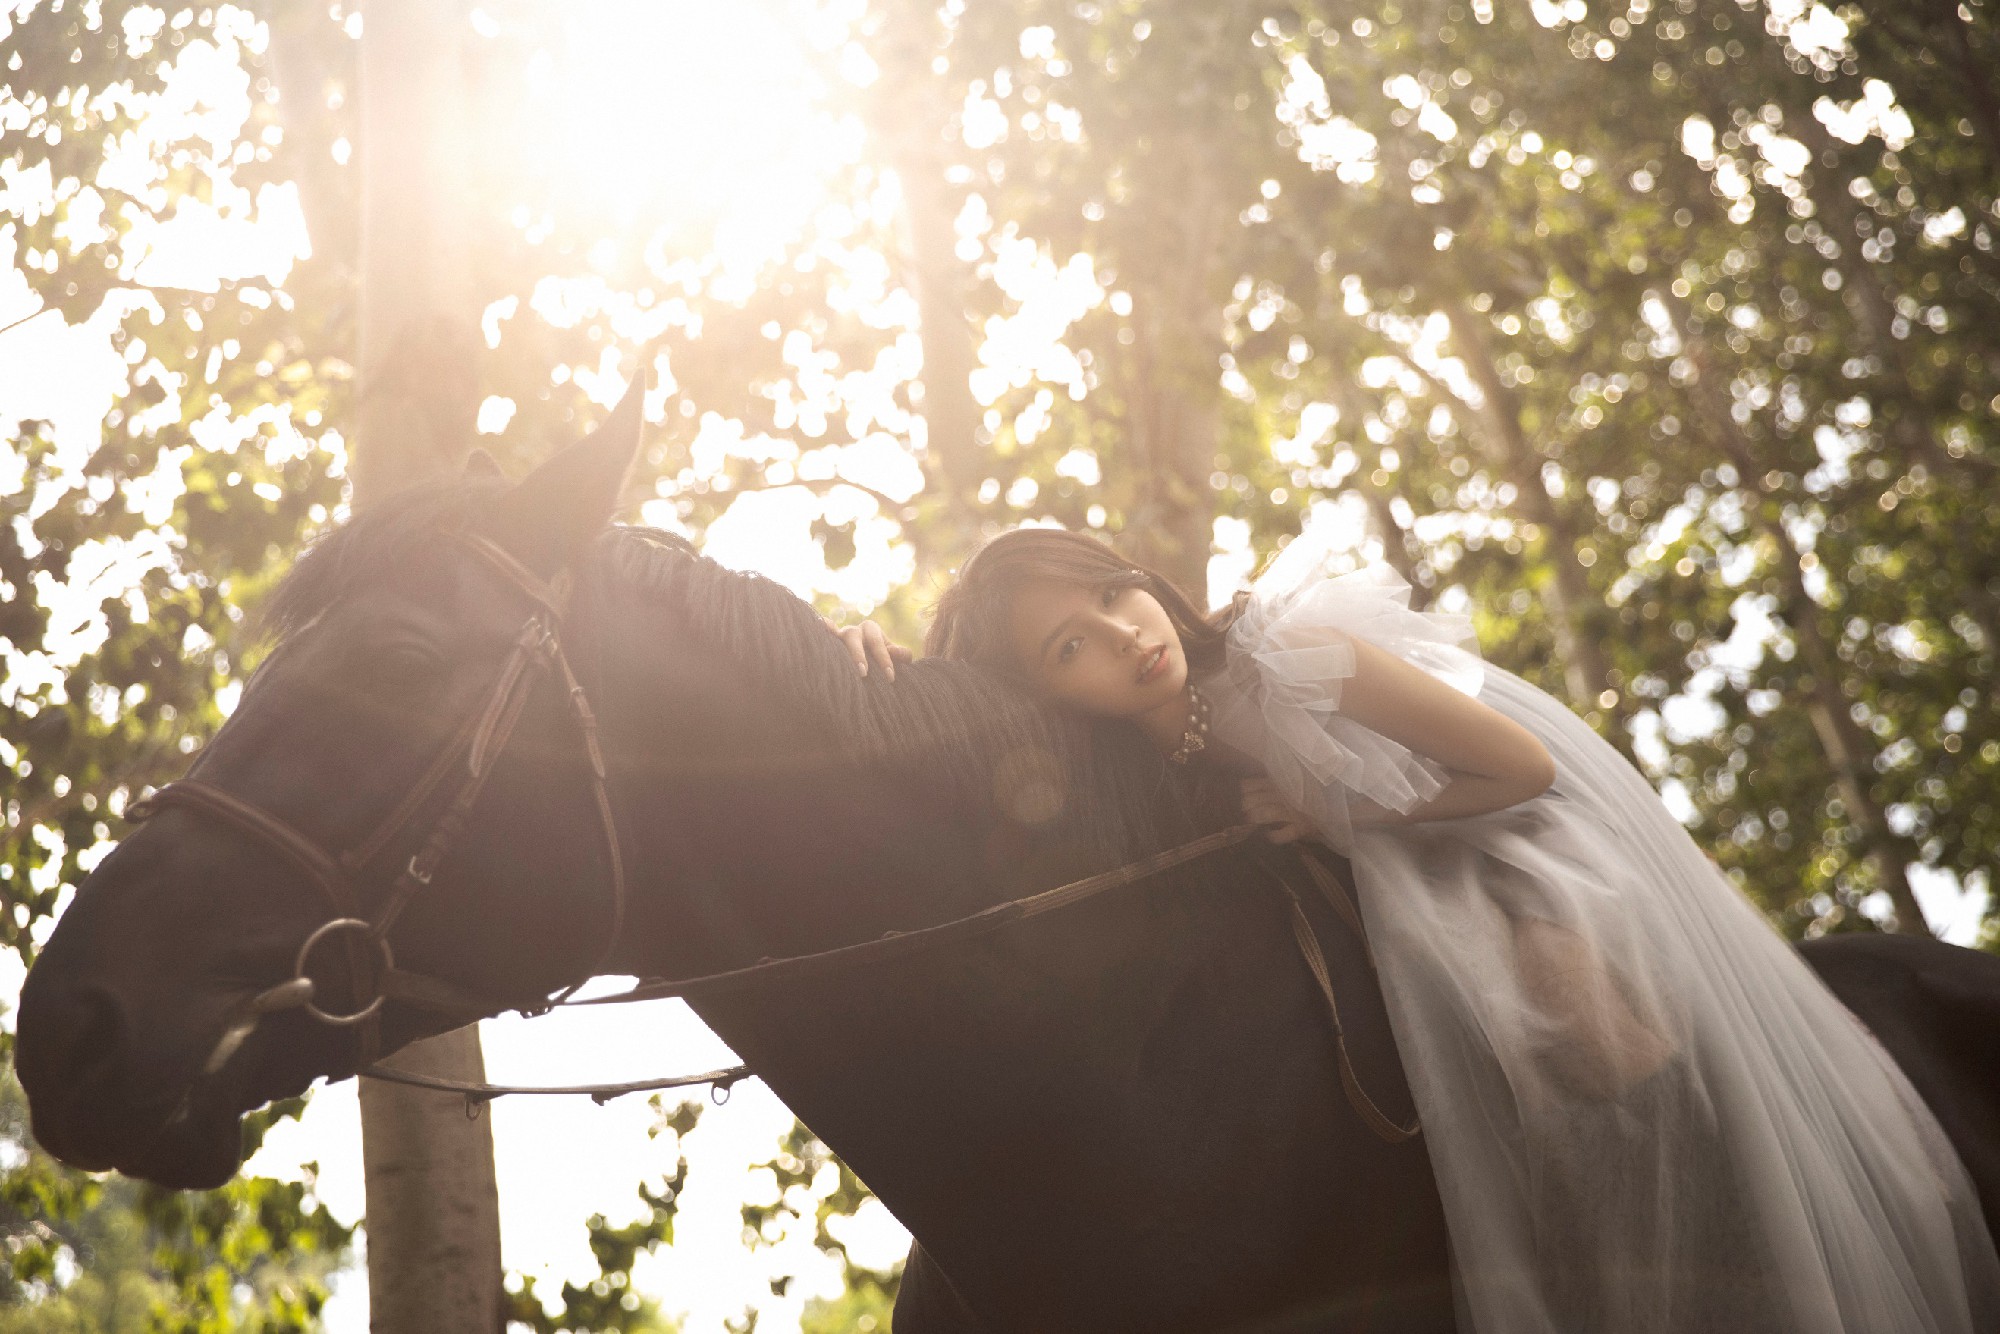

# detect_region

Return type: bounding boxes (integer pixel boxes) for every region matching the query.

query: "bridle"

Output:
[130,531,1418,1145]
[129,532,626,1078]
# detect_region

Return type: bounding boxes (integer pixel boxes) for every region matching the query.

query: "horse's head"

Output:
[16,385,647,1189]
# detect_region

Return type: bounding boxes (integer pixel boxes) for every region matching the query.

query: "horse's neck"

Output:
[577,577,1086,1227]
[582,575,1016,981]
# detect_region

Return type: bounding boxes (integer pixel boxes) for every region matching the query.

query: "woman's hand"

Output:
[820,616,914,680]
[1241,776,1315,844]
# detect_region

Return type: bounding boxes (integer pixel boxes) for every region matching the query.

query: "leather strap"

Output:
[1264,853,1421,1144]
[130,781,358,917]
[574,823,1264,1006]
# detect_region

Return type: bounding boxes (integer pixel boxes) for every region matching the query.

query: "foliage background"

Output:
[2,0,1995,1326]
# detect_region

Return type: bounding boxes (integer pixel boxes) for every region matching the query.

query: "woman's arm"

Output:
[1334,631,1555,824]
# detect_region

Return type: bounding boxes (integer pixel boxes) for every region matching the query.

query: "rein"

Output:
[132,534,1418,1144]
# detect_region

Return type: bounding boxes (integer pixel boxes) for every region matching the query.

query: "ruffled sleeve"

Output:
[1203,522,1484,852]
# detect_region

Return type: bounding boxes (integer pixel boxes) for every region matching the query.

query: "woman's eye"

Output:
[1100,586,1120,607]
[1056,636,1083,664]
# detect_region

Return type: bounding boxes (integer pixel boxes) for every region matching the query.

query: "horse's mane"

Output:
[599,527,1231,864]
[261,486,1234,868]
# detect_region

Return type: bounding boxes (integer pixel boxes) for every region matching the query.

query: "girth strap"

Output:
[1265,849,1422,1144]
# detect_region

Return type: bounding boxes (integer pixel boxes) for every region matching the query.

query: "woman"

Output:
[827,521,2000,1333]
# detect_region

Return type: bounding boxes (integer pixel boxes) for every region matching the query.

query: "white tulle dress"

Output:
[1203,524,2000,1334]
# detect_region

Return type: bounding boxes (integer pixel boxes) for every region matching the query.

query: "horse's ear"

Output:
[478,374,646,577]
[463,449,506,482]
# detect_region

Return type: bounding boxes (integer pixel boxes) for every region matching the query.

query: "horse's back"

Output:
[1801,932,2000,1232]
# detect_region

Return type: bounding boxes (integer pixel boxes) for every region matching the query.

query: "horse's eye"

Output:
[363,642,443,688]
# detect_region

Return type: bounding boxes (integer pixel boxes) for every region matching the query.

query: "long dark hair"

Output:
[925,528,1236,679]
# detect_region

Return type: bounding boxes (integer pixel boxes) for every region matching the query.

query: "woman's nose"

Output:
[1090,605,1142,649]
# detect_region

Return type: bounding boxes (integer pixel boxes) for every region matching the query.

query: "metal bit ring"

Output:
[294,917,394,1026]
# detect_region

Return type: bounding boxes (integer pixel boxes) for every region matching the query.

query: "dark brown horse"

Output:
[17,390,2000,1331]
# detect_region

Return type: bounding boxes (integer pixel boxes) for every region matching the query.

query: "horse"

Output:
[17,384,2000,1332]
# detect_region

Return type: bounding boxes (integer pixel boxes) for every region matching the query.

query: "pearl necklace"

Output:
[1167,685,1211,765]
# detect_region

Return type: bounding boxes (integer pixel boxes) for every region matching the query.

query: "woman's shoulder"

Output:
[1221,557,1485,698]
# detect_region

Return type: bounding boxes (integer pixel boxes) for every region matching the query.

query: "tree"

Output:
[345,1,502,1329]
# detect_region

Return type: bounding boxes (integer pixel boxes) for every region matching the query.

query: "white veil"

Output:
[1205,522,2000,1333]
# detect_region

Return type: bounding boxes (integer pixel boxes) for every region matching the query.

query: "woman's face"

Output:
[1003,578,1189,719]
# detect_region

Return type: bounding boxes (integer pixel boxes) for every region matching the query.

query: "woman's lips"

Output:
[1136,645,1167,684]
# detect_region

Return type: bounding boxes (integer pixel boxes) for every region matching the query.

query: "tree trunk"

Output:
[879,90,984,564]
[1126,317,1222,596]
[858,2,993,598]
[1449,305,1613,710]
[353,3,502,1330]
[353,0,482,503]
[1318,364,1427,603]
[358,1038,504,1332]
[898,160,983,527]
[1124,188,1227,596]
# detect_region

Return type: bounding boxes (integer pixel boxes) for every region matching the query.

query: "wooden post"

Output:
[352,2,503,1330]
